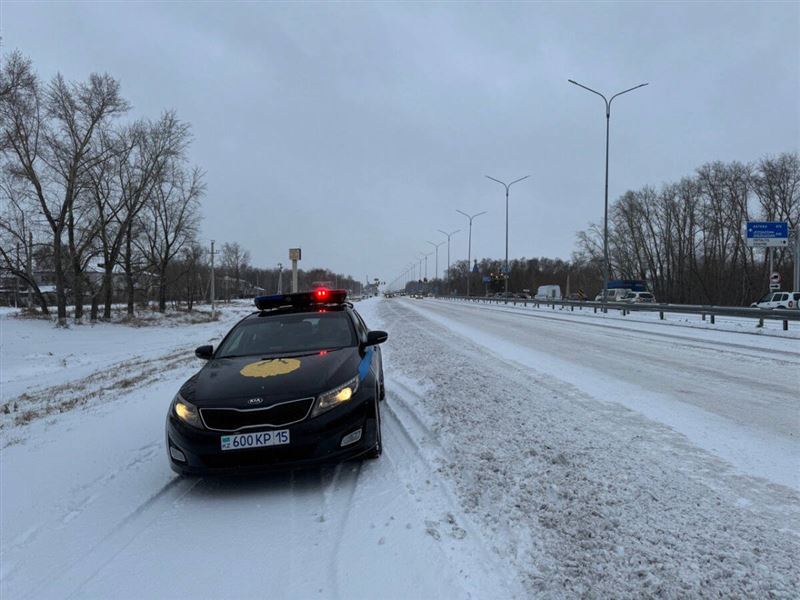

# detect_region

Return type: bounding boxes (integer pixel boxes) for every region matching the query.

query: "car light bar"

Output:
[254,288,348,310]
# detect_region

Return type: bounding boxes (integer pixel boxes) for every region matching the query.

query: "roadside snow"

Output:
[361,298,799,598]
[0,304,251,429]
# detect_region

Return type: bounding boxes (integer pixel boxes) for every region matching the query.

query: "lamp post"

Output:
[456,209,487,297]
[437,229,460,293]
[485,175,529,294]
[427,240,444,286]
[568,78,648,306]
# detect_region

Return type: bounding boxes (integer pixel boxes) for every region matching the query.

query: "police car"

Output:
[166,288,388,475]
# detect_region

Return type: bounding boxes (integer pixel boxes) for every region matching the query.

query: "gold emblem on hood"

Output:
[240,358,301,378]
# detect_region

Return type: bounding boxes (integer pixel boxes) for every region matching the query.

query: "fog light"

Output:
[169,446,187,463]
[340,428,362,447]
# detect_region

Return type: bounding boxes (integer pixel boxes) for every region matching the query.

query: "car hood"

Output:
[181,347,362,408]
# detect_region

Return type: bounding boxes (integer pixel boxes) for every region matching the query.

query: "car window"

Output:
[216,312,357,357]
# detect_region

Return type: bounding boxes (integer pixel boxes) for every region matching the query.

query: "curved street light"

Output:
[485,175,529,294]
[437,229,461,293]
[427,240,445,282]
[568,78,648,306]
[456,209,487,297]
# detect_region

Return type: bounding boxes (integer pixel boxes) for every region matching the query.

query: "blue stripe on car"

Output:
[358,348,373,381]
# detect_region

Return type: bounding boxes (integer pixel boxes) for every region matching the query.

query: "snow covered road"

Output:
[2,298,798,598]
[1,305,518,600]
[370,297,799,597]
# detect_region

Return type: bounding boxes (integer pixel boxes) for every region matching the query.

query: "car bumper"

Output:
[166,395,377,475]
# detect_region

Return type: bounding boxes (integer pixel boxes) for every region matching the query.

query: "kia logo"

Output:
[248,397,263,405]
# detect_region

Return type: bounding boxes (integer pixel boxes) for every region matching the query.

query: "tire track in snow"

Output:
[26,475,202,600]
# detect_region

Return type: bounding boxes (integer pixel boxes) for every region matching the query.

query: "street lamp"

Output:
[485,175,529,294]
[437,229,460,293]
[456,209,487,297]
[427,240,444,283]
[420,252,433,281]
[568,78,648,306]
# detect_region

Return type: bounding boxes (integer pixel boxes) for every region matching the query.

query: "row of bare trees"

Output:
[573,153,799,305]
[0,52,204,324]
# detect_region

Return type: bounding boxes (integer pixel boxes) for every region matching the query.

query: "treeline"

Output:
[0,51,202,324]
[420,154,797,304]
[574,153,799,305]
[405,257,595,297]
[0,52,361,323]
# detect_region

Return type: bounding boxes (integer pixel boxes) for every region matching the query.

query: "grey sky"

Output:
[2,1,798,282]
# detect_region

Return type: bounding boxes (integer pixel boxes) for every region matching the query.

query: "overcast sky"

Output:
[2,1,798,283]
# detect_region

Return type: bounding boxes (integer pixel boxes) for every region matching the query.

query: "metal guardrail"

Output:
[434,295,800,331]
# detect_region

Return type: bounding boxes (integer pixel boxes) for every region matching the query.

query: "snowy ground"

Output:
[0,301,521,600]
[1,297,798,598]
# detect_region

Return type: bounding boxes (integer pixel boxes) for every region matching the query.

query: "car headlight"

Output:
[172,394,204,429]
[312,375,359,417]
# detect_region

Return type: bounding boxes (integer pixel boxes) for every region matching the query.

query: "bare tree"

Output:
[87,112,191,318]
[138,164,204,312]
[0,54,129,324]
[221,242,250,299]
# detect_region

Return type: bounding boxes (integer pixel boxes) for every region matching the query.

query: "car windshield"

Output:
[216,312,357,357]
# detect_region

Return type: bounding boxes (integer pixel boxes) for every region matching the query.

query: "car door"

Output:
[350,309,382,381]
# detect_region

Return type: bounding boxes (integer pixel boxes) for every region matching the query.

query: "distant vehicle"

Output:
[608,279,647,292]
[166,288,387,475]
[750,291,800,310]
[622,291,656,303]
[535,285,562,301]
[515,293,530,299]
[594,289,632,302]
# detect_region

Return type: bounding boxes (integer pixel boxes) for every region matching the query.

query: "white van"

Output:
[535,285,562,300]
[593,289,631,302]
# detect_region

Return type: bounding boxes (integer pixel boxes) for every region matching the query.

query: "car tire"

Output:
[366,394,382,459]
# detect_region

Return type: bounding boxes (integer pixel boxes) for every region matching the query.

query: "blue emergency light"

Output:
[254,288,348,310]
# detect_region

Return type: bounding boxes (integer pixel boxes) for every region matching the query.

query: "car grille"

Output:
[200,397,315,432]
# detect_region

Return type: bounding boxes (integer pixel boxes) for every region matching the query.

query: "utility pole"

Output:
[456,209,487,297]
[210,240,216,317]
[27,231,33,308]
[14,242,20,308]
[277,263,283,293]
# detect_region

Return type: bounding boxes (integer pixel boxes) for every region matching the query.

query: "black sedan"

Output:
[166,289,388,475]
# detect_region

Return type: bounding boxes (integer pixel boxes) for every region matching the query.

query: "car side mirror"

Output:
[365,330,388,346]
[195,345,214,360]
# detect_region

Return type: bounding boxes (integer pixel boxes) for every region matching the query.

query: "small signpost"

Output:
[289,248,301,293]
[769,272,781,291]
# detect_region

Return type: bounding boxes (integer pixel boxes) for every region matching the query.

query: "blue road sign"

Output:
[746,222,788,238]
[482,276,491,283]
[746,222,788,247]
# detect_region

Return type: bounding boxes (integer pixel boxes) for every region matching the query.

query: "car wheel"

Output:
[366,393,382,459]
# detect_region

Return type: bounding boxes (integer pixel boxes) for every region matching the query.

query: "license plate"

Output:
[220,430,290,451]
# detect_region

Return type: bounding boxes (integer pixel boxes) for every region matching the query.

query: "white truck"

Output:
[535,285,562,301]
